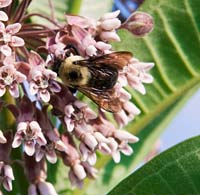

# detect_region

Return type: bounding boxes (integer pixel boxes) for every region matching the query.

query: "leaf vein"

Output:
[143,37,177,92]
[157,9,198,77]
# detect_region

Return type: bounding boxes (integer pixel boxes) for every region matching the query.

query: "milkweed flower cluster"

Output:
[0,0,154,194]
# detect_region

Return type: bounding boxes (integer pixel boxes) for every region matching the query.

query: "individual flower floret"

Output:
[0,63,26,98]
[64,100,97,132]
[123,58,154,94]
[0,22,24,56]
[0,162,14,191]
[12,121,47,156]
[93,117,139,163]
[28,51,61,102]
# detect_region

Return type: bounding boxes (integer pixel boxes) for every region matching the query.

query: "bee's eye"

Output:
[68,70,80,81]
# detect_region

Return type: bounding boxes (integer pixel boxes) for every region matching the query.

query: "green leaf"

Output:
[108,136,200,195]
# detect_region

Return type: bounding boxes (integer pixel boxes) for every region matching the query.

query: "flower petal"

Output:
[2,178,12,191]
[87,153,97,166]
[100,31,120,42]
[39,89,50,102]
[101,18,121,31]
[28,184,37,195]
[49,80,61,93]
[10,36,25,47]
[35,149,44,162]
[24,141,35,156]
[64,116,74,132]
[38,181,57,195]
[17,122,28,131]
[112,151,121,163]
[0,0,12,8]
[73,163,86,180]
[37,133,47,146]
[0,11,8,21]
[46,150,57,164]
[6,23,21,34]
[9,83,19,98]
[0,130,7,143]
[120,144,133,156]
[0,86,6,97]
[12,134,22,148]
[1,45,12,56]
[4,165,14,180]
[29,82,38,95]
[100,10,120,20]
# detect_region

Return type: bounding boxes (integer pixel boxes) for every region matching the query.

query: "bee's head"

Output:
[59,56,90,86]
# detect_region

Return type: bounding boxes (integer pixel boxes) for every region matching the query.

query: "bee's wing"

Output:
[76,51,132,69]
[78,87,122,113]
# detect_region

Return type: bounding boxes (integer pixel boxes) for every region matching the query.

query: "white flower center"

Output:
[4,74,14,85]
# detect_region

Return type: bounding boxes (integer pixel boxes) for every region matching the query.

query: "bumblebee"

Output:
[58,51,132,112]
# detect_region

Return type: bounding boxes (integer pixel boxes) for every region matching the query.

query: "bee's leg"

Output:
[68,86,77,94]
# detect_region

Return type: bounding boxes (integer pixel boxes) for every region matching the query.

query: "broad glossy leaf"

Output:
[108,135,200,195]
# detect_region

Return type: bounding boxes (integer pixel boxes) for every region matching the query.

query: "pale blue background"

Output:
[160,90,200,151]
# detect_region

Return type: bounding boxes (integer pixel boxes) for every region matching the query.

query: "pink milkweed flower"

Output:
[112,83,141,127]
[0,63,26,98]
[64,100,97,132]
[12,121,47,156]
[69,161,97,189]
[97,10,121,42]
[124,58,154,94]
[0,162,14,191]
[93,117,139,163]
[79,142,97,165]
[35,143,57,164]
[64,14,112,57]
[28,51,61,102]
[0,22,24,56]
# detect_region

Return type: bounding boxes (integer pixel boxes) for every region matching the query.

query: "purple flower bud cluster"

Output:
[0,0,154,194]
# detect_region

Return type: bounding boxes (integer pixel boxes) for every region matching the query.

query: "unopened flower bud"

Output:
[100,10,120,20]
[38,181,58,195]
[100,31,121,42]
[84,133,98,150]
[114,130,139,143]
[121,11,154,37]
[73,163,86,180]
